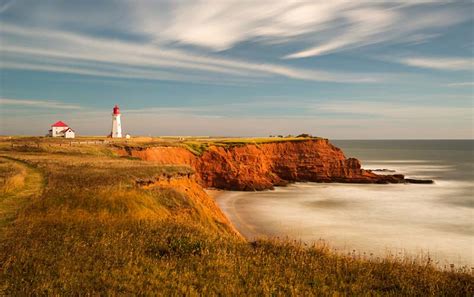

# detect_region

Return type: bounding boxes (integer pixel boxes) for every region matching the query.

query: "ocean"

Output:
[215,140,474,267]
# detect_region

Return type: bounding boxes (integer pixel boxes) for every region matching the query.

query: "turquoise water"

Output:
[215,140,474,267]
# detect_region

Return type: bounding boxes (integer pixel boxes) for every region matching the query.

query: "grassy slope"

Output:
[0,138,472,295]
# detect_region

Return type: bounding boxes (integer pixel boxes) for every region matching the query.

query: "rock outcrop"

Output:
[117,139,427,191]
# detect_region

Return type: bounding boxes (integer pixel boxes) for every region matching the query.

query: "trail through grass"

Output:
[0,156,44,229]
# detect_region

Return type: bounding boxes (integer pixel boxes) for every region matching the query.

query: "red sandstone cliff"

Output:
[117,139,407,191]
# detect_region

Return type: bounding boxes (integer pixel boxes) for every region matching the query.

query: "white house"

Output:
[49,121,76,138]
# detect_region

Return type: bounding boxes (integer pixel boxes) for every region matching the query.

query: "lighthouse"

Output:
[111,104,122,138]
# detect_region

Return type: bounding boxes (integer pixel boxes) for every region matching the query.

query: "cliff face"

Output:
[118,139,406,191]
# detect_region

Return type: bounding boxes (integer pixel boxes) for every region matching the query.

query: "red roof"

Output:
[51,121,68,127]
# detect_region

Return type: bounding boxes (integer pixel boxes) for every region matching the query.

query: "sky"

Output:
[0,0,473,139]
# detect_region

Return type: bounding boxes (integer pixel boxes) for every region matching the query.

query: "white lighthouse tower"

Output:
[111,104,122,138]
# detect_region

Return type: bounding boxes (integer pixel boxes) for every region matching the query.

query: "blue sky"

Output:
[0,0,473,138]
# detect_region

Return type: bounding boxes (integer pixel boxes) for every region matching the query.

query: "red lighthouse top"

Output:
[113,104,120,115]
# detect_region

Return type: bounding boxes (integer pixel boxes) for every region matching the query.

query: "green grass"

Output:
[114,136,324,155]
[0,141,472,295]
[181,141,209,156]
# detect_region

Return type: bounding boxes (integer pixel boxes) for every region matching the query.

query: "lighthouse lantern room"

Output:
[111,104,122,138]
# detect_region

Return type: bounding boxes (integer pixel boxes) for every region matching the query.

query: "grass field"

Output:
[0,158,27,194]
[1,135,321,156]
[0,137,472,295]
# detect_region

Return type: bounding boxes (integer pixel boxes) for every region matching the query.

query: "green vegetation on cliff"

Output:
[0,138,472,295]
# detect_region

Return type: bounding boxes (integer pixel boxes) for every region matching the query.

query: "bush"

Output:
[296,133,313,138]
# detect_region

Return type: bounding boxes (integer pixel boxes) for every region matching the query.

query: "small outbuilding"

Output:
[63,128,76,138]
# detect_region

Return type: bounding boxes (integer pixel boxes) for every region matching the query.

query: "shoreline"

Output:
[210,182,473,268]
[205,188,227,200]
[207,189,265,240]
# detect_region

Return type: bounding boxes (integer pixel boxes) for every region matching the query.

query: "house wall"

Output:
[52,126,67,137]
[65,130,75,138]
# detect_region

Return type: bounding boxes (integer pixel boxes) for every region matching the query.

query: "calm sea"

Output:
[215,140,474,267]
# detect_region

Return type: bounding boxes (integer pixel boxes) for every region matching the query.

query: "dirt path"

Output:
[0,157,44,229]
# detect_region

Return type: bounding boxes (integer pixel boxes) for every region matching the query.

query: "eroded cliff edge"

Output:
[117,139,415,191]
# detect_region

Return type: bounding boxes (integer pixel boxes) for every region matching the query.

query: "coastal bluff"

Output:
[116,138,419,191]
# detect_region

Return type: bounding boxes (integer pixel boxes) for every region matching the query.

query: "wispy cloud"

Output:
[283,3,469,58]
[0,0,15,13]
[135,1,347,51]
[0,23,379,84]
[284,6,399,59]
[134,1,469,59]
[5,1,469,57]
[446,82,474,87]
[394,56,473,71]
[2,1,469,79]
[0,98,82,109]
[312,101,471,120]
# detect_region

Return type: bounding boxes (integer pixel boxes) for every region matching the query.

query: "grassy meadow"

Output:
[0,158,26,194]
[0,137,472,295]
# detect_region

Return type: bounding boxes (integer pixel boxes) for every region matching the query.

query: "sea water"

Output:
[215,140,474,267]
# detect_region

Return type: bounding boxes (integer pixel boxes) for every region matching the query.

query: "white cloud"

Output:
[136,1,468,59]
[393,56,473,71]
[146,1,349,51]
[446,82,474,87]
[312,101,471,120]
[0,23,380,83]
[0,98,82,109]
[0,2,469,84]
[284,4,469,58]
[4,1,469,60]
[285,7,399,58]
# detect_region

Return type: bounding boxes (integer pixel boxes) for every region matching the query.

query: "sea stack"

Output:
[111,104,122,138]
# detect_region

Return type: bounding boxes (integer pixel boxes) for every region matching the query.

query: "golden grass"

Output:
[0,159,26,194]
[0,157,44,229]
[1,136,322,157]
[0,144,472,295]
